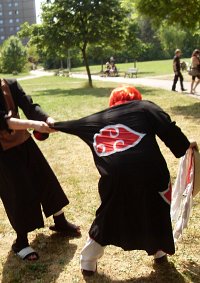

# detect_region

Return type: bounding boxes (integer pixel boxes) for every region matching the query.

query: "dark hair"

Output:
[192,49,200,56]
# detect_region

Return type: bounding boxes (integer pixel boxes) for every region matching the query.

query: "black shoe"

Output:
[182,88,187,91]
[81,269,95,277]
[154,255,168,265]
[172,89,177,92]
[51,213,81,238]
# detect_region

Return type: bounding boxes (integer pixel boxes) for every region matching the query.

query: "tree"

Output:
[39,0,127,87]
[157,24,187,57]
[136,17,165,60]
[27,44,40,69]
[135,0,200,30]
[0,36,27,73]
[123,20,147,61]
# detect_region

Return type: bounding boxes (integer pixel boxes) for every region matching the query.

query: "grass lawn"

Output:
[0,76,200,283]
[72,58,191,78]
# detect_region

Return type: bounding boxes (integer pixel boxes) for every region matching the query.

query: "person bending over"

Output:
[53,85,196,276]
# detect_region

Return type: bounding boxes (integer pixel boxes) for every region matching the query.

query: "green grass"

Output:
[71,58,191,77]
[0,76,200,283]
[0,71,30,79]
[0,57,190,80]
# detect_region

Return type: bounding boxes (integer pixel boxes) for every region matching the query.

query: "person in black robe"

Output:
[0,79,81,261]
[53,85,195,276]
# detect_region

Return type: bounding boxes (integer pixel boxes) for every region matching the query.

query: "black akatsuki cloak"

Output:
[0,79,68,234]
[54,100,190,255]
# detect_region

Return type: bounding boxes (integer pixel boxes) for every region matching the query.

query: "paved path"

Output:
[18,69,200,100]
[18,69,54,81]
[71,73,200,99]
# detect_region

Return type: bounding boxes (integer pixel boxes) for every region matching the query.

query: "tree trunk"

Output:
[81,47,93,88]
[101,58,104,73]
[60,59,63,69]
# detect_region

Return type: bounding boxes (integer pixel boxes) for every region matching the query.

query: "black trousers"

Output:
[0,137,69,234]
[172,71,184,91]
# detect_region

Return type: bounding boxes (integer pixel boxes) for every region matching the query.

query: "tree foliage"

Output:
[18,0,200,72]
[122,21,147,61]
[135,0,200,30]
[38,0,127,86]
[0,36,27,73]
[157,24,187,57]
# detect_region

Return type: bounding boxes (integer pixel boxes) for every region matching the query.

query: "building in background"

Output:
[0,0,36,44]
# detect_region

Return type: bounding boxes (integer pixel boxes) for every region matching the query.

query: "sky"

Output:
[35,0,43,23]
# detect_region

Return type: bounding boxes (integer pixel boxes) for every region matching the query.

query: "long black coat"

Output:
[54,100,190,255]
[0,79,68,234]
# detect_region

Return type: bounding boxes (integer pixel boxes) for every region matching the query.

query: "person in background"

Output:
[0,79,81,261]
[190,49,200,94]
[53,85,196,276]
[104,61,111,76]
[172,49,187,92]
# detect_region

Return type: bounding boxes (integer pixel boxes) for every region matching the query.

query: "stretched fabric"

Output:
[171,148,197,242]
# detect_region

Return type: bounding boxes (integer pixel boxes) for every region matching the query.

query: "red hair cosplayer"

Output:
[109,85,142,107]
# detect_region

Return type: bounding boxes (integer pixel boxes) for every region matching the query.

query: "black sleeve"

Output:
[8,79,49,122]
[143,101,190,158]
[54,120,82,136]
[53,110,106,139]
[0,110,9,130]
[54,118,100,139]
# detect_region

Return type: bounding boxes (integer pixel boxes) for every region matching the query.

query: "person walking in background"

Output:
[172,49,186,92]
[53,85,196,276]
[190,49,200,94]
[0,79,81,261]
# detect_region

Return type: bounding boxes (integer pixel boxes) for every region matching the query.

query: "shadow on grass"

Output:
[171,102,200,120]
[182,261,200,282]
[33,86,158,99]
[83,261,198,283]
[1,233,77,283]
[33,87,112,98]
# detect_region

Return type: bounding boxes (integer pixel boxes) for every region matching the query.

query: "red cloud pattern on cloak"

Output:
[159,182,172,204]
[93,124,146,157]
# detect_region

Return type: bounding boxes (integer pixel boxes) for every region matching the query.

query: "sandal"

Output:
[49,221,81,238]
[12,244,39,261]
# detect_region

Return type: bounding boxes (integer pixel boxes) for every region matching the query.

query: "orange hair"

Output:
[109,85,142,107]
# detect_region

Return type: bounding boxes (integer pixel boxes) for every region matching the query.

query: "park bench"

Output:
[124,68,138,78]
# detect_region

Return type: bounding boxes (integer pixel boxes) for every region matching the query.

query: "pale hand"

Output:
[46,117,56,132]
[32,121,53,133]
[46,117,55,126]
[190,141,198,151]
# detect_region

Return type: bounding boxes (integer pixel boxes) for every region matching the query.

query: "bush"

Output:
[0,36,27,73]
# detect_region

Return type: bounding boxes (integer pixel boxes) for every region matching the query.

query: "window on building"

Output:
[9,19,13,23]
[9,11,13,15]
[16,18,20,23]
[1,36,5,40]
[15,2,19,7]
[0,27,4,32]
[10,27,14,32]
[16,26,20,31]
[0,20,3,24]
